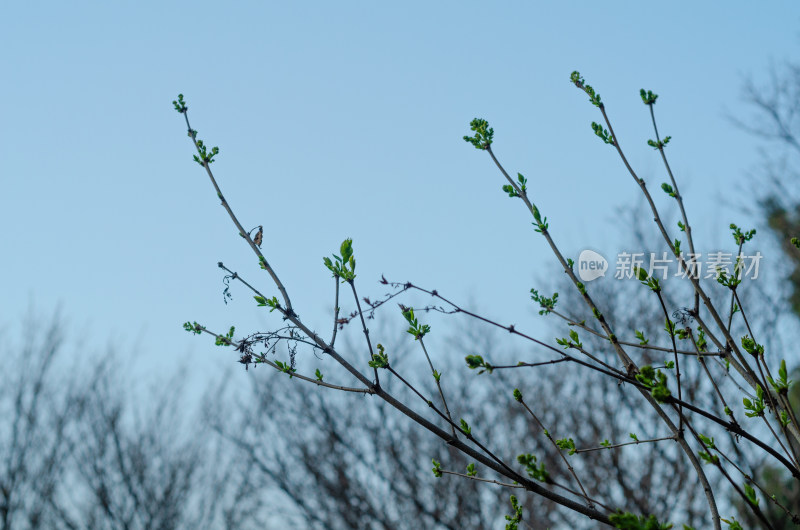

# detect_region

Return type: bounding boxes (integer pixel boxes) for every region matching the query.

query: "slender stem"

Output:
[488,357,570,370]
[656,291,683,433]
[418,337,457,438]
[710,438,799,524]
[518,398,594,508]
[688,329,738,427]
[435,469,523,488]
[196,327,373,394]
[330,275,341,348]
[349,280,380,386]
[681,419,773,530]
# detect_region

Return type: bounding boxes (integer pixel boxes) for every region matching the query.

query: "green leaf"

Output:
[769,359,792,394]
[459,418,472,435]
[431,459,442,478]
[699,450,719,465]
[698,434,715,449]
[274,360,297,377]
[501,184,519,197]
[465,354,485,370]
[720,516,744,530]
[743,483,759,506]
[740,335,764,357]
[743,386,766,418]
[530,203,549,232]
[466,462,477,477]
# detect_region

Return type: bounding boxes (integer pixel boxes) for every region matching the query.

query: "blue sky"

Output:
[2,2,799,385]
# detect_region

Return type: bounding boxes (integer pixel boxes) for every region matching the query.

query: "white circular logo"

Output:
[578,250,608,282]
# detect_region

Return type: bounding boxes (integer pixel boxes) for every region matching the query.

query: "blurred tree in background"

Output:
[732,61,800,529]
[0,313,265,530]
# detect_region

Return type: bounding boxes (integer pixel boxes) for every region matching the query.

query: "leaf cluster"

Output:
[555,437,576,456]
[530,203,548,233]
[635,365,671,403]
[323,238,356,281]
[368,343,390,369]
[463,118,494,150]
[502,173,527,198]
[634,266,661,292]
[530,288,558,315]
[193,139,219,166]
[742,385,766,418]
[402,307,430,340]
[215,326,235,346]
[504,495,523,530]
[639,89,659,106]
[516,453,550,482]
[254,295,280,312]
[556,329,583,349]
[768,359,792,395]
[729,223,756,245]
[182,321,203,335]
[591,121,615,145]
[464,354,493,374]
[647,137,672,150]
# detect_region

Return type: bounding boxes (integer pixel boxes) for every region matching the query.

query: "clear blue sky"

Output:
[2,2,799,383]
